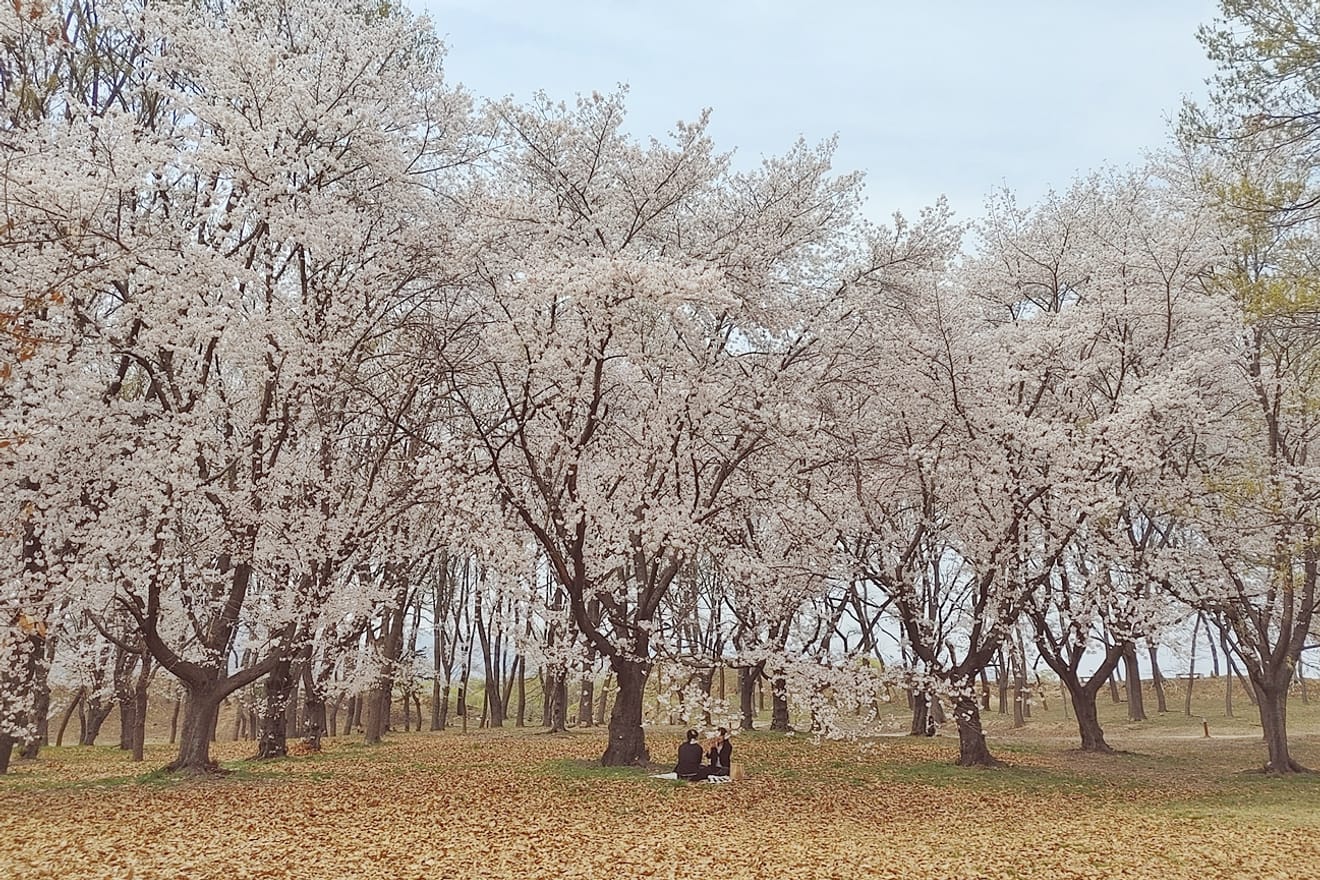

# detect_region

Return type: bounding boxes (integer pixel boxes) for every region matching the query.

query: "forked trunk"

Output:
[1070,684,1113,753]
[80,696,115,746]
[601,660,649,766]
[953,697,999,767]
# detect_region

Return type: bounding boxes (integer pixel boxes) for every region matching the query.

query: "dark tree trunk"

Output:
[118,696,138,752]
[515,658,526,728]
[699,667,715,726]
[1147,642,1168,713]
[20,643,54,759]
[909,691,936,736]
[952,697,998,767]
[283,670,300,738]
[301,664,326,752]
[595,672,610,726]
[1070,684,1113,753]
[55,688,85,747]
[577,674,594,727]
[995,653,1008,715]
[257,658,294,759]
[130,653,152,762]
[0,735,13,774]
[169,698,181,744]
[1256,679,1308,773]
[601,659,650,766]
[327,695,342,738]
[167,687,223,773]
[769,671,790,732]
[485,674,505,728]
[1124,643,1146,722]
[548,670,568,733]
[737,664,760,730]
[343,696,357,735]
[80,696,115,746]
[364,684,389,744]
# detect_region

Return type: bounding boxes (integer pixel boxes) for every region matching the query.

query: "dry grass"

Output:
[3,710,1320,880]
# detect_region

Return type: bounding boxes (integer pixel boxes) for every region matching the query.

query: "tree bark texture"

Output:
[953,697,999,767]
[601,659,650,766]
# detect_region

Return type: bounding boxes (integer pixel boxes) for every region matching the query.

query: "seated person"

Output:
[674,728,708,781]
[705,727,732,776]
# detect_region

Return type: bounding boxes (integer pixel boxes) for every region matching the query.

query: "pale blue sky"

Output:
[413,1,1217,223]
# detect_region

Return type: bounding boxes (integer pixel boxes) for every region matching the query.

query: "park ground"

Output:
[3,683,1320,879]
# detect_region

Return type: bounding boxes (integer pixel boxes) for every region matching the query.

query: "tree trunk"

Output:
[601,659,650,766]
[769,671,790,732]
[1070,684,1113,753]
[515,660,526,728]
[364,684,389,745]
[344,696,357,735]
[595,672,610,726]
[118,695,138,753]
[1124,643,1146,722]
[1147,642,1168,713]
[909,691,936,737]
[737,665,759,730]
[55,689,85,747]
[995,653,1008,715]
[80,696,115,746]
[952,697,998,767]
[301,664,327,752]
[130,653,152,762]
[548,670,568,733]
[577,674,594,727]
[699,667,714,726]
[1256,680,1307,773]
[169,698,181,744]
[20,644,54,759]
[1184,614,1202,717]
[167,687,223,773]
[257,658,294,759]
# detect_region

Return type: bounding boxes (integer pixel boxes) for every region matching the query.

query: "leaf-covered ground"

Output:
[2,727,1319,880]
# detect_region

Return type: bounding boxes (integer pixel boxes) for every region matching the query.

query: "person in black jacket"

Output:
[705,727,732,776]
[674,729,707,781]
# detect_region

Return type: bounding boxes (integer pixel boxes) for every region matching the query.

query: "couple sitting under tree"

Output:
[674,727,733,781]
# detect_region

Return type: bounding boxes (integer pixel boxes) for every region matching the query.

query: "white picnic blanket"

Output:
[651,772,731,784]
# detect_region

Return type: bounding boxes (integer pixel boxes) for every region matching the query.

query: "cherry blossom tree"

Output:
[2,0,476,772]
[433,92,866,765]
[972,169,1234,752]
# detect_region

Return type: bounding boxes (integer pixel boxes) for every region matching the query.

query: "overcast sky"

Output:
[412,1,1218,224]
